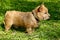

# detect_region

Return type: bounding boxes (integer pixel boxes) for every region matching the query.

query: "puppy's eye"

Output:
[45,13,47,14]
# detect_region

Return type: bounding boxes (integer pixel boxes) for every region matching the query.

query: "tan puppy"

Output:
[4,3,50,34]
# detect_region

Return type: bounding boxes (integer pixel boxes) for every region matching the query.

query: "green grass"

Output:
[0,0,60,40]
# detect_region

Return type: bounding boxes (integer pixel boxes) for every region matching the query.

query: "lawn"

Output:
[0,0,60,40]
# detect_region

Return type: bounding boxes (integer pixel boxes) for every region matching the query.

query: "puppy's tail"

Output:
[3,11,8,25]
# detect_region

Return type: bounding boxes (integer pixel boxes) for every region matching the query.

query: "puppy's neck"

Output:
[32,12,39,22]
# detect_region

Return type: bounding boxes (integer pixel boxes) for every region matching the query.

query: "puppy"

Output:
[4,3,50,34]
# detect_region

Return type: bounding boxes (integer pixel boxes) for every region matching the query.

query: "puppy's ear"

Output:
[40,2,45,8]
[38,3,45,12]
[41,2,44,5]
[33,6,40,13]
[33,2,45,13]
[34,3,45,12]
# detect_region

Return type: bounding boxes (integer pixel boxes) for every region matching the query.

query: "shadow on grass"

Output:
[11,26,26,32]
[0,23,26,32]
[0,23,5,31]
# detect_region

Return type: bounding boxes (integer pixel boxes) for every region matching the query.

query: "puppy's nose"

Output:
[47,16,50,20]
[47,18,50,20]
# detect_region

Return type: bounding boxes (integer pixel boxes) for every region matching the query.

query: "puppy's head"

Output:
[32,3,50,21]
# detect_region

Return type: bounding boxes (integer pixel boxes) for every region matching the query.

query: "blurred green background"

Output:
[0,0,60,40]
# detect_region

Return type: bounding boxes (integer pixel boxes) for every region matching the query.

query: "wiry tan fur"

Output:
[4,3,50,34]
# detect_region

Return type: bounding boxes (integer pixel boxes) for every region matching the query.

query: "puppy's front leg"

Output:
[26,27,32,34]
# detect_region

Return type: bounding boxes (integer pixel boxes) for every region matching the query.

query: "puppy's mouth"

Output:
[43,17,50,20]
[35,18,39,22]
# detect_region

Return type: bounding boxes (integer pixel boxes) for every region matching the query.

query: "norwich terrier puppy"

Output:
[4,3,50,34]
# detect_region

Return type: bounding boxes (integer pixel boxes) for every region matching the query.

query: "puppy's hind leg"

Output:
[4,20,13,31]
[26,27,33,34]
